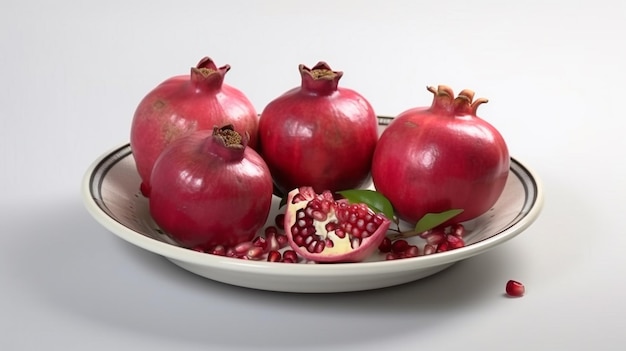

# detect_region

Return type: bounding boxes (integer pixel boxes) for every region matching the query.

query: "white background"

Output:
[2,0,625,350]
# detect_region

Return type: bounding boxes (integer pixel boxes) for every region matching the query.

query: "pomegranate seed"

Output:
[385,253,398,260]
[402,245,420,258]
[452,223,465,237]
[226,247,239,258]
[505,280,525,297]
[423,244,436,255]
[274,214,285,230]
[446,234,465,249]
[234,241,254,254]
[265,226,278,237]
[252,236,268,250]
[425,232,445,245]
[246,246,265,260]
[267,250,282,262]
[283,250,299,263]
[209,245,226,256]
[378,237,392,253]
[275,234,288,248]
[391,239,409,253]
[436,241,449,253]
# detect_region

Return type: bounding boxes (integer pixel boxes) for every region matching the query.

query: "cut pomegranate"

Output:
[505,280,525,297]
[284,187,391,263]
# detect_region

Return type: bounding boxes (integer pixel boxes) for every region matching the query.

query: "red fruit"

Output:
[372,85,510,224]
[284,187,391,263]
[505,280,525,297]
[149,125,273,250]
[258,62,379,194]
[131,57,258,196]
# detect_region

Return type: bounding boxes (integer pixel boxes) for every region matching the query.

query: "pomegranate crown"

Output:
[299,61,343,95]
[427,85,489,115]
[207,124,250,161]
[190,56,231,90]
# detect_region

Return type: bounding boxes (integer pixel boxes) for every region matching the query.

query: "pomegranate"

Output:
[130,56,258,196]
[148,125,273,250]
[284,187,391,263]
[258,62,379,194]
[372,85,510,224]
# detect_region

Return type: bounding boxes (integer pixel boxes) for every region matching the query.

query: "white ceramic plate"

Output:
[82,118,543,293]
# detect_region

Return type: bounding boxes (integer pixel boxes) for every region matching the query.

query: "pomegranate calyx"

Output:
[299,62,343,95]
[190,57,230,90]
[206,124,249,161]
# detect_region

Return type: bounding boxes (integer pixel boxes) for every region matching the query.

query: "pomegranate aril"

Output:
[252,236,268,250]
[446,234,465,249]
[425,232,445,245]
[505,280,525,297]
[267,250,282,262]
[275,233,289,248]
[436,241,449,253]
[265,226,278,237]
[246,246,265,260]
[209,245,226,256]
[265,232,280,251]
[283,250,299,263]
[391,239,409,253]
[402,245,419,258]
[234,241,254,254]
[274,214,285,230]
[452,223,465,237]
[385,253,398,260]
[423,244,436,255]
[378,237,392,253]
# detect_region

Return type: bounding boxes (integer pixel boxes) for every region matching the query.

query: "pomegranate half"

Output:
[372,85,510,224]
[284,187,391,263]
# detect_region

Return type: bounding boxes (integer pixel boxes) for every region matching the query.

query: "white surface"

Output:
[1,0,624,350]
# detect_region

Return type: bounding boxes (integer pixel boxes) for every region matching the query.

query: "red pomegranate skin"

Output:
[372,86,510,224]
[148,126,273,250]
[130,57,258,196]
[258,62,378,195]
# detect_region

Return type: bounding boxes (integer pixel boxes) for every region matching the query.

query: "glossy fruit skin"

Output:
[372,85,510,224]
[148,125,273,250]
[130,57,258,197]
[258,62,378,195]
[505,280,525,297]
[283,186,391,263]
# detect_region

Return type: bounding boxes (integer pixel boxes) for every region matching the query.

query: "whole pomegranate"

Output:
[148,125,273,250]
[258,62,378,195]
[372,85,510,224]
[284,186,391,263]
[130,56,258,197]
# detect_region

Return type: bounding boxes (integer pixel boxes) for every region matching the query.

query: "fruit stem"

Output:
[386,228,422,241]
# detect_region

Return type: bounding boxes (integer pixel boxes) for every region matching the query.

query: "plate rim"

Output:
[81,143,544,277]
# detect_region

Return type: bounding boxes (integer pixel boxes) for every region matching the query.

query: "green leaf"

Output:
[414,209,464,233]
[336,189,395,219]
